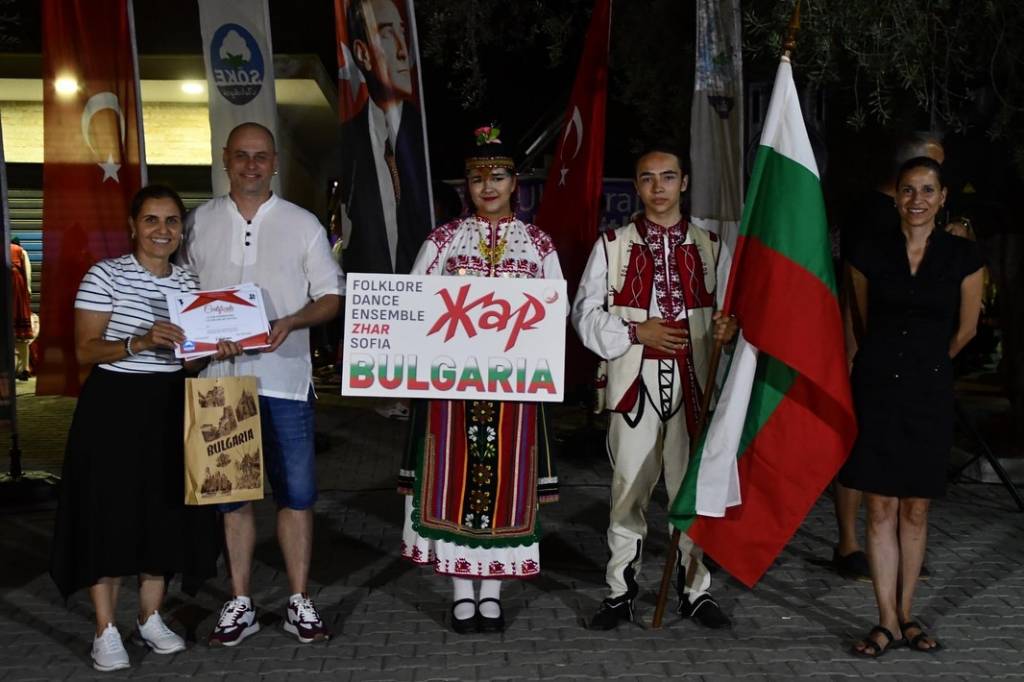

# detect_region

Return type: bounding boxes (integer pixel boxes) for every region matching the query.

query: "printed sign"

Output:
[341,274,567,402]
[209,23,266,105]
[198,0,279,196]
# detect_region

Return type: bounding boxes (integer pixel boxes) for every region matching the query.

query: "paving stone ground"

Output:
[2,379,1023,680]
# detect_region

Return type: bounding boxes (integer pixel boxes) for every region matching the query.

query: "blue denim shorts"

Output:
[219,392,317,512]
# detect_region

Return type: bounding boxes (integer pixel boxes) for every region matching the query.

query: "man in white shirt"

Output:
[182,122,343,646]
[572,145,737,631]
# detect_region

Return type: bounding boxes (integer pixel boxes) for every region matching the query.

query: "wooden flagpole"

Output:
[650,0,802,631]
[650,337,724,629]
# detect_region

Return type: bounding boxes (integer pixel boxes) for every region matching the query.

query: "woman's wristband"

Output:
[124,335,137,357]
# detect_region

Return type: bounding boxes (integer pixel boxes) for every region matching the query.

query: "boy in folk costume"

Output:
[572,145,738,630]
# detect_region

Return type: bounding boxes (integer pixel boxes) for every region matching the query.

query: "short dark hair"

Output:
[225,122,276,152]
[347,0,370,62]
[130,185,186,223]
[634,143,689,176]
[896,156,946,189]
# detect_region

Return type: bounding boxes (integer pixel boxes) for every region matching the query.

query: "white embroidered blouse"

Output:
[411,215,563,280]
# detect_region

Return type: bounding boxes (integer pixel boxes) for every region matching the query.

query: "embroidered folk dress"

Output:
[399,215,562,578]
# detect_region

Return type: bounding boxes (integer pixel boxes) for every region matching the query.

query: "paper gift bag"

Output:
[184,375,264,505]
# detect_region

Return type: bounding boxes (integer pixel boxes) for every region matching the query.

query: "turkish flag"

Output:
[37,0,145,396]
[534,0,610,389]
[333,0,370,123]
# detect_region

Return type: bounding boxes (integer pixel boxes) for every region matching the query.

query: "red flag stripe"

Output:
[689,371,852,587]
[728,236,855,418]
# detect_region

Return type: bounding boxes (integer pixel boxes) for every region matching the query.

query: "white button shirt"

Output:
[181,194,345,401]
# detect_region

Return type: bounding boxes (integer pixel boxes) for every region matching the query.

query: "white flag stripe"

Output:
[759,60,819,179]
[694,332,754,516]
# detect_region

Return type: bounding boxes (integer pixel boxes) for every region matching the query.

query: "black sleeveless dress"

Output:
[839,228,984,499]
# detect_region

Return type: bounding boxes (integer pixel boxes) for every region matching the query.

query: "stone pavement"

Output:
[1,379,1023,680]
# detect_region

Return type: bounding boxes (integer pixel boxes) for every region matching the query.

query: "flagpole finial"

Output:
[782,0,801,58]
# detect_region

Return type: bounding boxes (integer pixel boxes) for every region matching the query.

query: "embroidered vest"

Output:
[600,221,720,413]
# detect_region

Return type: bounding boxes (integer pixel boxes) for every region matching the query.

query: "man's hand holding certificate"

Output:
[167,283,272,360]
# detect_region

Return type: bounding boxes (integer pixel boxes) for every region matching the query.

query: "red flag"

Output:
[37,0,145,396]
[333,0,370,123]
[534,0,610,387]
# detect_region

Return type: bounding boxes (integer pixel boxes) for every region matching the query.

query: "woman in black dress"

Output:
[840,157,984,657]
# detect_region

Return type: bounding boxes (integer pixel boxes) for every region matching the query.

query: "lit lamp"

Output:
[181,81,205,95]
[54,76,79,96]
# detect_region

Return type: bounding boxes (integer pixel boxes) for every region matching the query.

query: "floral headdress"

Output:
[465,122,515,172]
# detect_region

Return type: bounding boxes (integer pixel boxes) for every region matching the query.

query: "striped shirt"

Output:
[74,254,200,374]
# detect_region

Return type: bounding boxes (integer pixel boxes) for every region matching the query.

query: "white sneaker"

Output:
[135,611,186,654]
[91,623,130,672]
[208,597,260,647]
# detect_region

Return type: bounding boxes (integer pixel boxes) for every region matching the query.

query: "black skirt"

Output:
[838,354,955,499]
[50,367,219,599]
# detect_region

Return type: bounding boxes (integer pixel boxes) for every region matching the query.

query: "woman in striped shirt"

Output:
[50,185,241,672]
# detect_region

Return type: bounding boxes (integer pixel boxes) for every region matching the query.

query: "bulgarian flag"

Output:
[669,56,857,588]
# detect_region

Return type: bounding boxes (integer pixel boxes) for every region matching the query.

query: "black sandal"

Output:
[851,625,897,658]
[900,620,943,653]
[450,598,477,634]
[476,597,505,633]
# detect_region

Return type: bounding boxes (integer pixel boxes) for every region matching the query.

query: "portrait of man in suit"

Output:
[339,0,433,275]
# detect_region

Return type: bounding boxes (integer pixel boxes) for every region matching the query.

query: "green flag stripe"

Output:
[741,146,836,296]
[736,354,797,457]
[670,425,709,530]
[671,353,798,530]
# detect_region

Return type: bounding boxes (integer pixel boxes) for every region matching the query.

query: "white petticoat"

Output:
[400,496,540,578]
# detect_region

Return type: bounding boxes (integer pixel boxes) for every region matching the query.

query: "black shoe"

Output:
[450,599,477,634]
[832,547,871,582]
[589,597,634,630]
[678,593,731,629]
[15,371,29,382]
[918,564,930,581]
[476,598,505,633]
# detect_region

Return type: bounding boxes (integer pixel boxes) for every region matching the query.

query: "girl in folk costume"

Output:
[398,125,562,633]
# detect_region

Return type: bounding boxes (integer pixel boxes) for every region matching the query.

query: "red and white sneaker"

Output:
[208,597,260,647]
[284,594,330,643]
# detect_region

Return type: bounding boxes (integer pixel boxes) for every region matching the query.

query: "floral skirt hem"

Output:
[400,497,539,578]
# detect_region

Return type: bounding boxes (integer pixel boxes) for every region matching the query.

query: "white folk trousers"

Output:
[604,358,711,600]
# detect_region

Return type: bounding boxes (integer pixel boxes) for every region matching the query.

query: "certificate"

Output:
[166,283,271,360]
